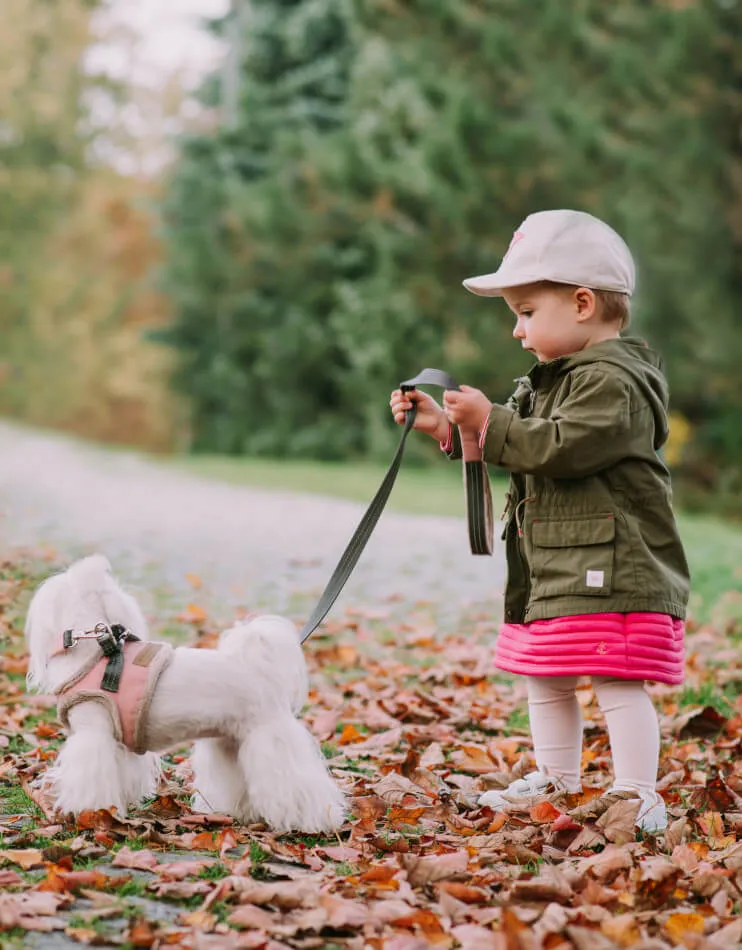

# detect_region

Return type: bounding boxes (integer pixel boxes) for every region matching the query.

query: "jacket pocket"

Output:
[529,516,615,598]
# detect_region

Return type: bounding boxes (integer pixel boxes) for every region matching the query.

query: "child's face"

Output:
[502,283,594,363]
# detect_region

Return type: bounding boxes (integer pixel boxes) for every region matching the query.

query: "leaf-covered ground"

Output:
[1,552,741,950]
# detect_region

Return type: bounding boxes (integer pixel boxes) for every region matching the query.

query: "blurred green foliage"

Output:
[159,0,742,497]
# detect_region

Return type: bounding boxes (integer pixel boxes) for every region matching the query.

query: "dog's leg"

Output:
[50,704,158,816]
[236,717,346,834]
[191,738,251,820]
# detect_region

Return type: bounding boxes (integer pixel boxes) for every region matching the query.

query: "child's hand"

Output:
[443,386,493,433]
[389,389,449,442]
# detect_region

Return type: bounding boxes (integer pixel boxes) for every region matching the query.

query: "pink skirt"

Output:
[495,612,685,685]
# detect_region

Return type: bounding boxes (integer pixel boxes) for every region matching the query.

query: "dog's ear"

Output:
[24,574,61,690]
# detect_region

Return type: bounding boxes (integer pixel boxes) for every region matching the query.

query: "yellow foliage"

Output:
[665,412,692,467]
[0,0,91,147]
[1,172,179,450]
[0,0,180,452]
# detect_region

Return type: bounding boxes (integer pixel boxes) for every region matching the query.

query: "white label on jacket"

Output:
[586,570,605,587]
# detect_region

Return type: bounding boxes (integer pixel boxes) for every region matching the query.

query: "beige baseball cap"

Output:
[463,209,635,297]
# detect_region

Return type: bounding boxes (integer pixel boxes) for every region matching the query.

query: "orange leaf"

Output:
[126,917,157,948]
[388,806,426,827]
[451,746,495,774]
[33,722,59,738]
[1,656,28,674]
[359,865,398,885]
[486,813,508,833]
[187,831,219,851]
[697,811,723,837]
[530,800,562,823]
[0,848,46,870]
[390,907,445,936]
[438,881,489,903]
[38,865,112,893]
[601,914,642,945]
[75,809,115,831]
[664,912,705,944]
[338,723,365,745]
[177,604,207,624]
[351,795,387,821]
[335,644,358,667]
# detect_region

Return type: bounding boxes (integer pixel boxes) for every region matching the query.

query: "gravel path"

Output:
[0,422,505,630]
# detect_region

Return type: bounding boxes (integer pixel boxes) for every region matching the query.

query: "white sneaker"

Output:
[570,786,667,834]
[478,770,581,809]
[632,789,668,834]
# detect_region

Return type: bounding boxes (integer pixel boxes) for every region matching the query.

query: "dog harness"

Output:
[55,627,173,754]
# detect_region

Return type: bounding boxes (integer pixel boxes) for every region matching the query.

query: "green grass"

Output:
[676,512,742,621]
[0,784,45,820]
[173,453,507,518]
[170,454,741,622]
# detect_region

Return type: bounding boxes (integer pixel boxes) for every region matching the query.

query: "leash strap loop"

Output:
[299,369,493,643]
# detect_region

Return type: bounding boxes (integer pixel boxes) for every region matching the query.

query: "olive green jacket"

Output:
[454,338,690,623]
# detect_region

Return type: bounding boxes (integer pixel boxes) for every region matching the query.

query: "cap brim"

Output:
[463,269,548,297]
[462,274,505,297]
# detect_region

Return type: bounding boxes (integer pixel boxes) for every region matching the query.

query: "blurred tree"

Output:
[0,0,179,450]
[0,0,92,377]
[161,0,742,489]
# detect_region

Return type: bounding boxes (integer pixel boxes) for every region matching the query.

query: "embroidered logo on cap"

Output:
[503,230,524,259]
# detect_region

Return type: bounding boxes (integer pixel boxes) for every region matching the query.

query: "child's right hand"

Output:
[389,389,449,442]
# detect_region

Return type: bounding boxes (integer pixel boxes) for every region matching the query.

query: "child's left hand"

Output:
[443,385,493,432]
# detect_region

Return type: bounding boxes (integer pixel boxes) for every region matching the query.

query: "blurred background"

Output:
[1,0,741,513]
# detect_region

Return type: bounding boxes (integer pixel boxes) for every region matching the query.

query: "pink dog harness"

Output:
[56,638,173,754]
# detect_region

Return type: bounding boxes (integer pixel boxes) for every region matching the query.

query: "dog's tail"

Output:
[219,616,308,714]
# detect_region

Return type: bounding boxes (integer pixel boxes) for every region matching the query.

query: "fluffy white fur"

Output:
[25,555,346,833]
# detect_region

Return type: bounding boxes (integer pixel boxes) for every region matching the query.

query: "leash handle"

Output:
[299,368,494,643]
[402,369,494,559]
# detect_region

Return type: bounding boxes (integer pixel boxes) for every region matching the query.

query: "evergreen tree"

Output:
[162,0,742,488]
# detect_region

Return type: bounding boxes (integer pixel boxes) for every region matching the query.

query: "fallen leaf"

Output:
[402,850,469,887]
[177,603,208,624]
[530,800,562,823]
[450,746,496,774]
[112,846,159,871]
[126,916,158,948]
[0,848,46,870]
[180,909,216,931]
[600,915,642,946]
[596,798,641,844]
[664,912,705,944]
[338,723,366,745]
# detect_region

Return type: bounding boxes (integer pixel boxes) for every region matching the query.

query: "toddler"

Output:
[389,210,690,833]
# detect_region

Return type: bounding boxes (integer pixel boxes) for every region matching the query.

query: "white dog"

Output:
[24,555,346,833]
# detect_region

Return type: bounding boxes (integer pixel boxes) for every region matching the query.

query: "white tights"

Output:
[525,675,660,794]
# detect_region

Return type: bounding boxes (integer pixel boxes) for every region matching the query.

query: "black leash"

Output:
[300,369,493,643]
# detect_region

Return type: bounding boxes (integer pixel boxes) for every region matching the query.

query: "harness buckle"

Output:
[95,623,120,657]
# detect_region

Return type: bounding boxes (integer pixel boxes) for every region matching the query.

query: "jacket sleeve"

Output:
[481,368,634,478]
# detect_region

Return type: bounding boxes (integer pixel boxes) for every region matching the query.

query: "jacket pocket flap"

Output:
[532,516,615,548]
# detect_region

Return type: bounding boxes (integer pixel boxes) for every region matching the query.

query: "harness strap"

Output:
[60,624,140,693]
[299,368,493,643]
